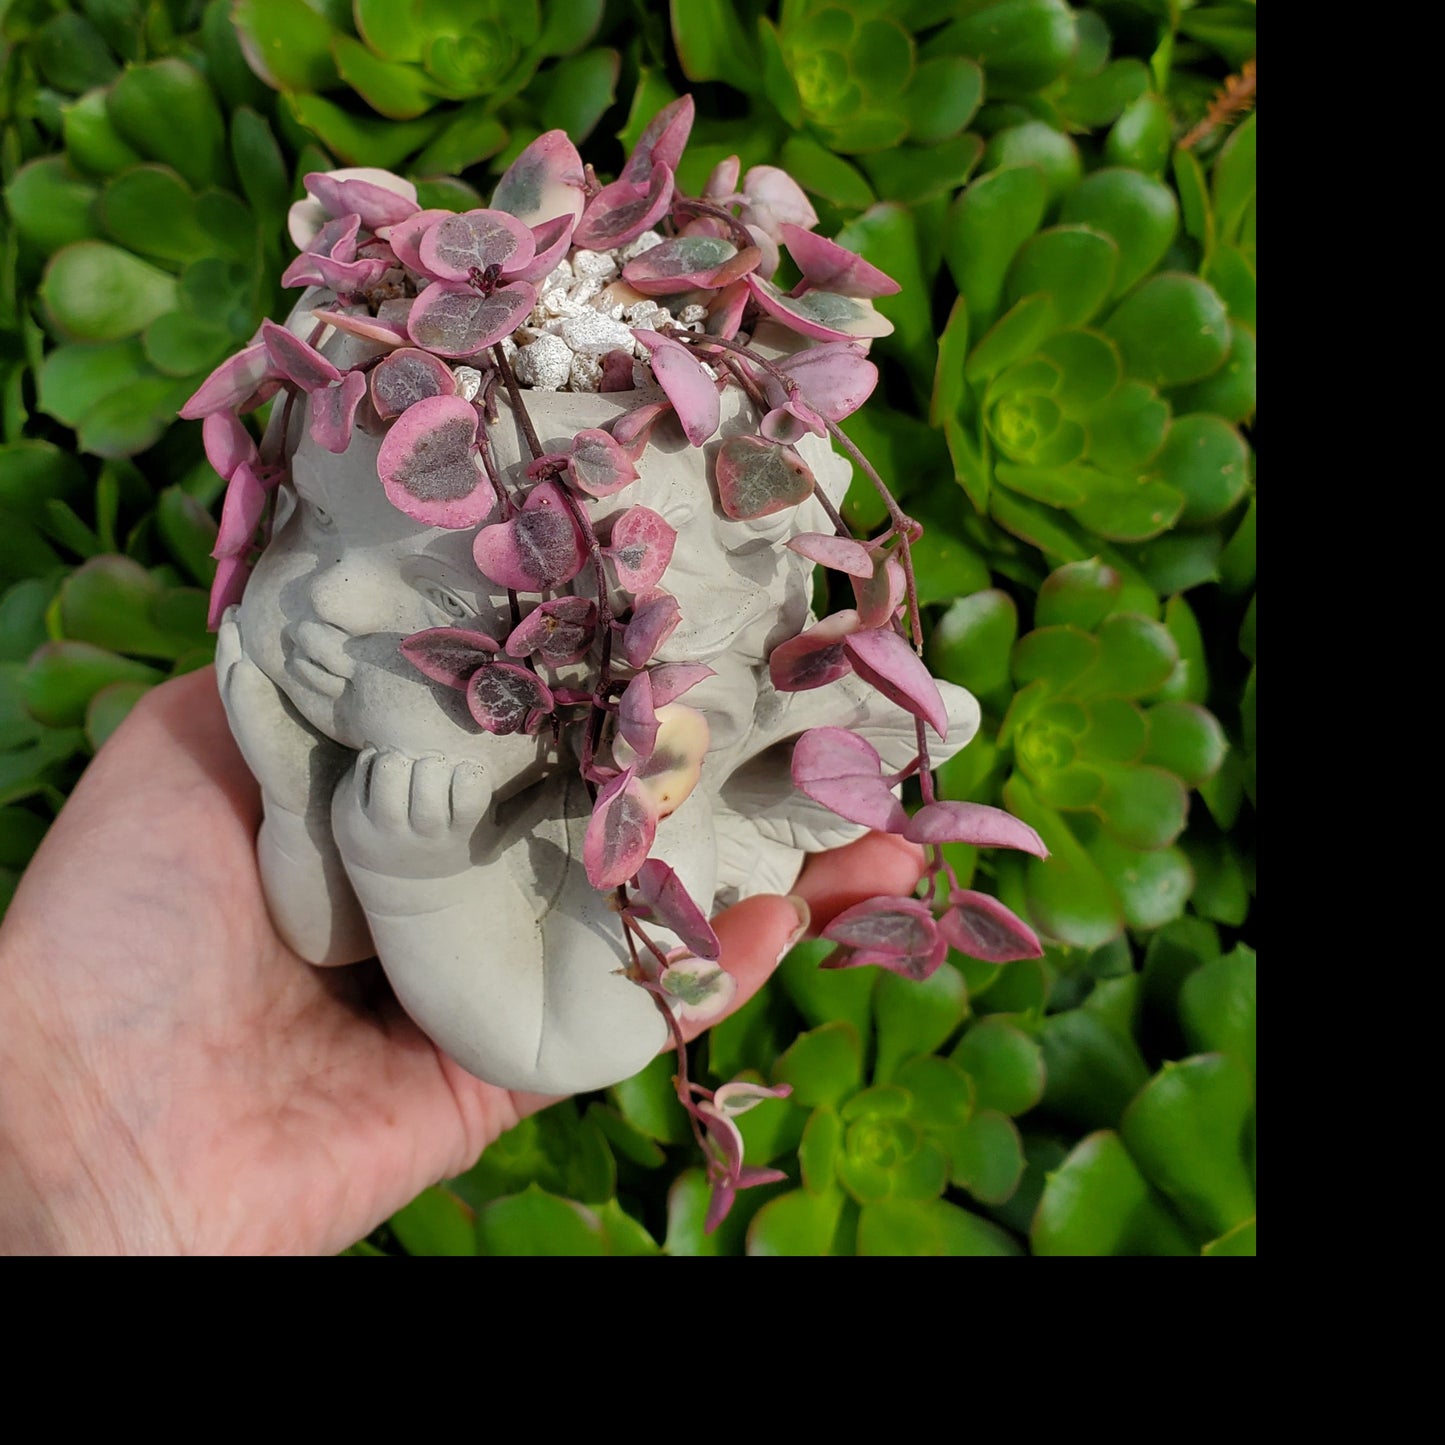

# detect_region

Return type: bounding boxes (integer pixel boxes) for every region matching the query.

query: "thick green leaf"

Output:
[835,203,934,394]
[1120,1053,1255,1242]
[1060,168,1178,298]
[747,1186,848,1256]
[1006,225,1119,327]
[475,1185,606,1256]
[952,1017,1045,1115]
[1087,378,1171,473]
[777,937,876,1044]
[779,134,875,209]
[1144,700,1227,784]
[0,441,87,522]
[1172,146,1214,253]
[1179,945,1256,1083]
[1069,613,1178,701]
[20,641,163,727]
[927,589,1018,701]
[412,102,509,176]
[33,10,118,93]
[948,1108,1025,1203]
[980,120,1081,206]
[1069,472,1186,544]
[1170,321,1255,425]
[74,375,192,458]
[1153,413,1250,527]
[1212,114,1256,247]
[99,165,214,265]
[1032,1129,1196,1255]
[873,963,969,1083]
[776,1021,864,1109]
[945,165,1049,325]
[1004,775,1124,949]
[62,87,146,178]
[862,133,984,206]
[1058,57,1149,129]
[388,1185,477,1255]
[1035,558,1121,631]
[1203,1216,1256,1257]
[285,93,440,169]
[538,48,619,144]
[1105,273,1231,388]
[903,55,983,143]
[229,107,290,229]
[1087,830,1193,931]
[894,1055,975,1130]
[608,1050,691,1145]
[965,293,1056,381]
[858,1197,1021,1256]
[799,1107,844,1194]
[106,59,229,192]
[1183,836,1250,927]
[330,36,434,121]
[4,157,103,254]
[233,0,340,90]
[59,556,205,661]
[938,0,1077,92]
[670,0,760,93]
[40,242,178,343]
[1105,93,1171,174]
[1039,1008,1150,1131]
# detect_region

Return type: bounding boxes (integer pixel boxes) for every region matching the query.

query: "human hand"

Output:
[0,669,924,1255]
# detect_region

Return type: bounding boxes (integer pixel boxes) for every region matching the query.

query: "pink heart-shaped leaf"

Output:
[491,130,587,227]
[714,434,816,519]
[304,171,419,230]
[300,213,361,264]
[407,280,537,357]
[417,209,536,283]
[400,626,500,689]
[647,662,714,706]
[567,427,638,497]
[574,164,675,250]
[780,224,901,298]
[207,554,251,631]
[387,208,454,273]
[621,590,681,667]
[612,399,672,460]
[600,348,636,392]
[772,341,879,421]
[740,164,818,239]
[308,370,368,454]
[621,95,695,185]
[658,958,736,1024]
[261,318,340,392]
[180,343,277,419]
[311,307,410,348]
[504,597,598,667]
[744,274,894,342]
[768,609,861,692]
[212,462,267,560]
[369,347,458,420]
[937,891,1044,963]
[704,155,741,200]
[820,896,947,981]
[791,726,909,834]
[583,768,659,888]
[202,412,256,481]
[632,329,719,446]
[617,670,659,761]
[606,506,676,593]
[510,213,576,283]
[281,251,392,293]
[472,480,586,591]
[467,660,555,735]
[851,551,906,629]
[903,801,1048,858]
[844,628,948,738]
[713,1080,793,1117]
[786,532,875,578]
[377,394,495,529]
[622,236,760,296]
[706,278,750,339]
[759,404,814,445]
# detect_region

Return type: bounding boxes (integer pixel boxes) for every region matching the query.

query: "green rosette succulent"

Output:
[1031,927,1256,1256]
[3,5,289,458]
[231,0,617,178]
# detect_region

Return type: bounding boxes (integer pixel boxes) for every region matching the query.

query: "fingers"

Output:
[792,831,926,934]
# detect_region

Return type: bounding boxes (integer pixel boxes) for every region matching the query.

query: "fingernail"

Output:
[777,894,812,964]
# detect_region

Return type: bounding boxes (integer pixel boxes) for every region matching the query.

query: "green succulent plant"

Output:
[230,0,618,178]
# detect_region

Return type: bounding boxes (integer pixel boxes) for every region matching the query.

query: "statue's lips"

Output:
[284,621,354,699]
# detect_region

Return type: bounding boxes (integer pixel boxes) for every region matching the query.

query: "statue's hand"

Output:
[216,606,348,817]
[332,747,493,882]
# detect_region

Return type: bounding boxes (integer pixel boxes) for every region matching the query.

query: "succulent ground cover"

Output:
[1,0,1255,1256]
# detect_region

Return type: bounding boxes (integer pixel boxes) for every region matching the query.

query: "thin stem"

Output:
[491,343,546,460]
[670,195,755,251]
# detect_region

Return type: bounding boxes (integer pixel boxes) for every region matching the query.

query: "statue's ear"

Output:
[717,674,981,854]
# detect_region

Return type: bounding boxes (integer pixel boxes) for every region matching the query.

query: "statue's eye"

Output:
[310,500,336,531]
[421,581,470,619]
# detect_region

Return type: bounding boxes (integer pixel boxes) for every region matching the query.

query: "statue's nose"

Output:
[306,560,398,637]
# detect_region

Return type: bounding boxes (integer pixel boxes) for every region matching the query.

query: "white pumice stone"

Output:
[572,248,619,279]
[678,304,708,324]
[621,230,664,259]
[452,365,483,401]
[543,259,574,285]
[561,310,636,356]
[570,276,603,306]
[568,352,603,392]
[513,333,572,390]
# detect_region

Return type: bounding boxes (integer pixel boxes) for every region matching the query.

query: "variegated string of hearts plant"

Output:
[181,97,1051,1231]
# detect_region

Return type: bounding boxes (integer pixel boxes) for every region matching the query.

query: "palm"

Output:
[0,670,921,1254]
